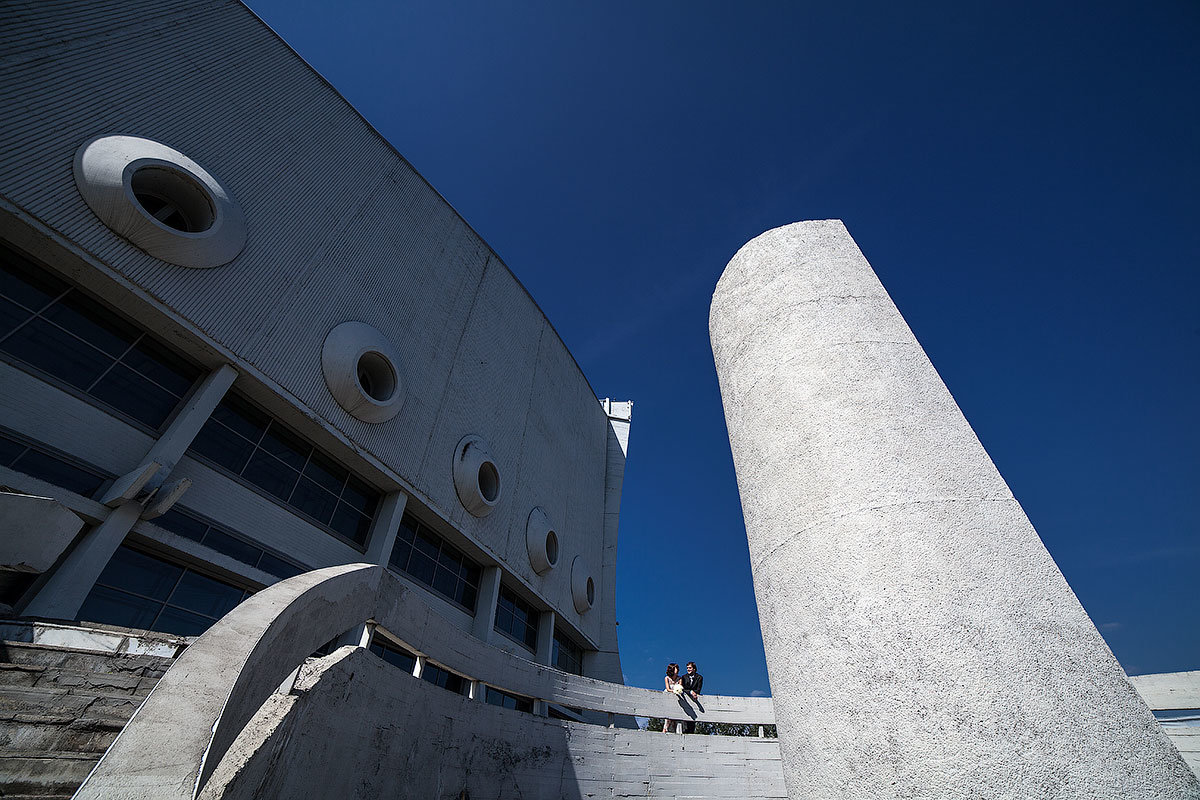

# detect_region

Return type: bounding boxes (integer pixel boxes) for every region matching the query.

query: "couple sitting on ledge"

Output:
[662,661,703,733]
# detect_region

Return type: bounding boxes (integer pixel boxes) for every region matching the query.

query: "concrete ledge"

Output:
[73,564,775,799]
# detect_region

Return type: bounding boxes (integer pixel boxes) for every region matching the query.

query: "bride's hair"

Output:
[666,663,679,676]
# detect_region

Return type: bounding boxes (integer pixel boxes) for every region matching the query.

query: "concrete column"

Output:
[535,609,555,666]
[339,492,407,646]
[709,221,1199,799]
[363,491,407,565]
[21,365,239,620]
[471,565,502,643]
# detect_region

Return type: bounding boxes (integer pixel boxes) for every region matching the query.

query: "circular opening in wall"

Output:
[586,577,595,606]
[130,165,215,233]
[478,461,500,503]
[545,530,559,567]
[355,351,397,403]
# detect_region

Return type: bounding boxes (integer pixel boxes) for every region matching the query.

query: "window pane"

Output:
[153,606,215,637]
[42,294,139,358]
[302,451,345,494]
[0,254,67,311]
[414,531,439,560]
[242,450,300,502]
[330,504,370,545]
[11,449,105,496]
[370,642,416,674]
[202,529,263,567]
[437,547,463,570]
[443,672,467,695]
[211,397,269,443]
[257,552,302,580]
[340,476,377,515]
[406,551,435,585]
[89,363,178,428]
[169,571,245,619]
[1,316,110,389]
[432,565,457,599]
[457,583,476,612]
[395,515,417,544]
[0,295,30,338]
[190,419,256,474]
[290,477,339,525]
[97,547,182,601]
[0,434,28,465]
[259,424,310,470]
[152,509,209,542]
[388,540,412,571]
[77,585,159,631]
[123,338,198,396]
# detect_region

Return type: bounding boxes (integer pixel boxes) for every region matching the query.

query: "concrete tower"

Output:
[709,220,1199,799]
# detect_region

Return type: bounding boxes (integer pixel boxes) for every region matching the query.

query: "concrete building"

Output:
[0,2,1194,798]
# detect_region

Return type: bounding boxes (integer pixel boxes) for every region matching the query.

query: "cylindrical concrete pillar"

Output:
[709,220,1198,799]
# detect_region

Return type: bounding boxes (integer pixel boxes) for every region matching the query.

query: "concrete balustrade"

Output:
[74,565,775,799]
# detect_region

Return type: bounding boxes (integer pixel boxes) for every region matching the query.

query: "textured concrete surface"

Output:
[709,220,1200,799]
[0,624,172,798]
[1131,670,1200,710]
[0,493,83,573]
[202,646,786,800]
[72,564,775,798]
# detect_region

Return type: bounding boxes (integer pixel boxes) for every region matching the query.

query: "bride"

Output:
[662,663,682,732]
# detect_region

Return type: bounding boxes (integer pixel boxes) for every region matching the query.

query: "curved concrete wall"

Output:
[709,221,1200,799]
[205,646,786,800]
[0,0,616,643]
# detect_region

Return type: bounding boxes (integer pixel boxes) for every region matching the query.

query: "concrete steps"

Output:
[0,631,174,798]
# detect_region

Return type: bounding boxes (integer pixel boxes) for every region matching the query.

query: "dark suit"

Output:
[681,671,703,732]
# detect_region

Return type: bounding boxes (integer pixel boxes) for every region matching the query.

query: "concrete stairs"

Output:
[0,637,172,798]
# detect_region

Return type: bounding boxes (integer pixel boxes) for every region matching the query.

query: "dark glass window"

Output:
[150,507,305,580]
[0,429,108,497]
[188,393,380,546]
[77,546,251,637]
[368,639,417,675]
[422,662,470,696]
[388,512,481,612]
[494,585,538,652]
[0,246,201,430]
[553,630,584,675]
[484,686,533,713]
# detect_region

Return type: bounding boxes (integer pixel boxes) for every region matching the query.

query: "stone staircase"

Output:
[0,625,179,799]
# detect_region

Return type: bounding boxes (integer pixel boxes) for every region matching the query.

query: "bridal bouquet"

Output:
[669,683,684,696]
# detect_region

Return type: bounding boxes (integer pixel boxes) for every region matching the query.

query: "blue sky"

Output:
[244,0,1199,696]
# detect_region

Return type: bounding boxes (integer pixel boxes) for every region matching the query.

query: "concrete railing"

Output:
[73,564,774,799]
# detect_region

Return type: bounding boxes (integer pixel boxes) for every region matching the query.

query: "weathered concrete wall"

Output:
[0,492,84,601]
[709,220,1200,799]
[204,647,786,800]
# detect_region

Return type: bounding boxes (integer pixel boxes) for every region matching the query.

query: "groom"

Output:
[681,661,703,733]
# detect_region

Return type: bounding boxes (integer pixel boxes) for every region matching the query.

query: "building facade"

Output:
[1,0,626,692]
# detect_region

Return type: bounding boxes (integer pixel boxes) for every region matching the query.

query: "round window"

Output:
[321,322,405,424]
[525,507,558,575]
[355,351,397,403]
[453,435,501,517]
[73,135,246,268]
[130,165,215,233]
